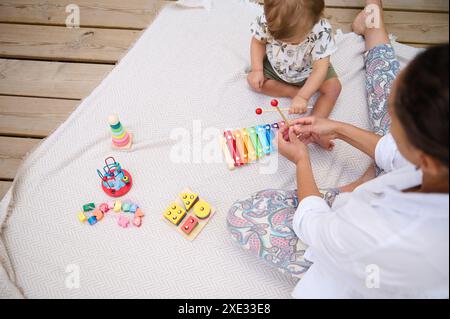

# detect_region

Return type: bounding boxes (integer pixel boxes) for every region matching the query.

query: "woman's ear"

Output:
[419,152,447,176]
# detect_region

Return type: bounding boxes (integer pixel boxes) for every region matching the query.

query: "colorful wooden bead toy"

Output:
[133,216,142,227]
[221,120,287,170]
[93,210,104,221]
[88,216,98,225]
[135,208,144,217]
[77,201,144,229]
[97,157,133,198]
[83,203,95,212]
[118,215,130,228]
[122,202,131,212]
[78,212,87,223]
[129,204,138,213]
[113,200,122,212]
[99,203,110,214]
[108,114,133,150]
[163,203,187,225]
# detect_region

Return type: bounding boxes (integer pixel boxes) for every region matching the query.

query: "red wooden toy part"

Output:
[271,99,279,107]
[101,169,133,198]
[255,108,263,115]
[224,131,244,167]
[181,216,199,235]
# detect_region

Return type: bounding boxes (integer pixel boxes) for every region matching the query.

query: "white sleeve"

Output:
[375,133,411,173]
[292,196,332,242]
[312,19,337,61]
[250,14,270,42]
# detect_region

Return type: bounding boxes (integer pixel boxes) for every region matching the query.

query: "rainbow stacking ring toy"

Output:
[109,114,133,150]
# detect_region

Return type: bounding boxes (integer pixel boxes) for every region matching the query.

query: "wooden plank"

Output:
[0,181,12,199]
[0,0,173,29]
[326,8,449,44]
[326,0,449,13]
[0,24,141,63]
[0,59,113,99]
[0,136,40,180]
[0,96,78,137]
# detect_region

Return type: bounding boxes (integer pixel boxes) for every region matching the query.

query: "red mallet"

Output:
[256,107,290,115]
[271,100,290,127]
[271,99,279,107]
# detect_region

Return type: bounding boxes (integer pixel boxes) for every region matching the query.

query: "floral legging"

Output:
[226,45,400,281]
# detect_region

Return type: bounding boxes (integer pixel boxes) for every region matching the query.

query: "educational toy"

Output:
[135,208,144,218]
[181,216,199,235]
[163,203,187,225]
[99,203,110,214]
[88,216,98,225]
[77,200,144,228]
[179,192,199,211]
[133,217,142,227]
[93,210,104,221]
[162,188,216,241]
[97,157,133,197]
[83,203,95,212]
[193,200,211,219]
[78,212,87,223]
[122,202,131,212]
[221,121,287,170]
[118,215,130,228]
[108,114,133,150]
[130,204,138,213]
[114,200,122,212]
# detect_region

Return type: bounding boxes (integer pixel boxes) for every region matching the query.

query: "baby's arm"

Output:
[248,37,266,91]
[290,57,330,114]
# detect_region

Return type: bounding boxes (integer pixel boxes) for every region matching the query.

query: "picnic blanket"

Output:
[0,0,420,298]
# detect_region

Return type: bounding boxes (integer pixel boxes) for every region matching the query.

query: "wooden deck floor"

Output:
[0,0,449,199]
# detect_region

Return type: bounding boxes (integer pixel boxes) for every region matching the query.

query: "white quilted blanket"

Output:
[0,0,420,298]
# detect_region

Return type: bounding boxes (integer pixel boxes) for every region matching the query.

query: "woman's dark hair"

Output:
[395,44,449,168]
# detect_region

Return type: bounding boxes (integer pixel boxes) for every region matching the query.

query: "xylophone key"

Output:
[224,131,244,167]
[233,130,248,164]
[241,129,257,162]
[247,127,264,159]
[256,125,271,155]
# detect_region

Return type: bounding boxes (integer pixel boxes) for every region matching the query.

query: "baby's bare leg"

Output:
[260,79,299,99]
[312,78,342,118]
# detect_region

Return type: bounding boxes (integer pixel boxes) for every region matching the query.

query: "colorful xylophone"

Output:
[220,121,287,170]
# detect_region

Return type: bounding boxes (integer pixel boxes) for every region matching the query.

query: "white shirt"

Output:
[250,15,337,83]
[292,134,449,299]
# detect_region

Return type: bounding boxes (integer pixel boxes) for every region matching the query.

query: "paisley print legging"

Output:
[226,44,400,281]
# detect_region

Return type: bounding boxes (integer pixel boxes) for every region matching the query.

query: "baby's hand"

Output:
[247,70,265,92]
[289,95,309,114]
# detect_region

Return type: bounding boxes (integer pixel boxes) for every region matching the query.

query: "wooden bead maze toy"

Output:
[97,157,133,197]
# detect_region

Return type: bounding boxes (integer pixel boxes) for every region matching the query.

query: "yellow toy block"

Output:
[179,192,199,211]
[113,200,122,212]
[193,200,211,219]
[77,212,87,223]
[163,203,186,225]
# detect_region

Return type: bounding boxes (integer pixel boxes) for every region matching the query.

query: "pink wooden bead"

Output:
[107,201,115,209]
[133,217,142,227]
[118,215,130,228]
[99,203,110,213]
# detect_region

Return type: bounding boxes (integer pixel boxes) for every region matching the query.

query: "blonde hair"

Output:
[264,0,325,40]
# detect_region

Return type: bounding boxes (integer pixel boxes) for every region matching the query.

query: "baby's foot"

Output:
[352,10,368,36]
[352,0,384,36]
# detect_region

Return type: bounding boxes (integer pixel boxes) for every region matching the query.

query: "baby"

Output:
[248,0,341,119]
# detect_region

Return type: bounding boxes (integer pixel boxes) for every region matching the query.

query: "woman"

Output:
[227,0,449,299]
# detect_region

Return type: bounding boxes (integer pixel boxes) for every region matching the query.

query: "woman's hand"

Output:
[277,126,310,165]
[288,116,341,146]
